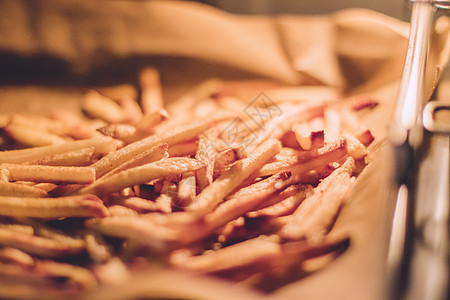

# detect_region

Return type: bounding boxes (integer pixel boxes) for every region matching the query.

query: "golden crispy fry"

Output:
[139,67,164,115]
[340,108,374,146]
[97,124,148,144]
[1,163,95,184]
[93,257,131,286]
[343,133,368,160]
[92,115,230,178]
[172,235,281,274]
[80,158,203,196]
[35,260,98,290]
[4,122,70,147]
[247,185,313,218]
[205,172,291,230]
[324,107,341,143]
[110,196,162,214]
[0,181,47,197]
[0,137,117,164]
[135,109,170,133]
[245,104,324,153]
[253,138,348,178]
[82,90,127,123]
[86,216,179,252]
[108,205,139,217]
[0,194,109,219]
[187,138,282,217]
[166,78,223,117]
[292,118,325,151]
[0,247,34,267]
[117,95,143,124]
[102,143,168,179]
[167,140,198,157]
[195,128,220,189]
[280,156,355,242]
[84,231,113,264]
[0,228,84,258]
[25,146,95,167]
[177,172,197,207]
[49,109,106,140]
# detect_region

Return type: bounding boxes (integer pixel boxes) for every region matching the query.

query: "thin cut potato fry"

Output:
[117,95,143,125]
[35,260,98,290]
[172,236,281,274]
[92,115,231,178]
[0,137,117,164]
[139,67,164,115]
[4,122,70,147]
[84,231,113,264]
[253,138,348,178]
[187,138,282,216]
[82,90,127,124]
[79,158,204,196]
[0,247,34,267]
[97,124,148,144]
[0,228,84,258]
[0,181,47,197]
[280,156,356,242]
[205,172,291,230]
[135,109,170,133]
[86,216,180,252]
[167,140,198,157]
[101,143,168,179]
[195,128,220,190]
[340,108,374,146]
[25,146,95,167]
[1,163,95,184]
[0,194,109,219]
[177,172,197,207]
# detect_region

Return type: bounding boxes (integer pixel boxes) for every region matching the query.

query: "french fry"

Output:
[117,95,143,125]
[135,109,170,133]
[4,122,70,147]
[167,140,198,157]
[0,228,84,258]
[195,128,220,190]
[97,124,148,144]
[0,194,109,219]
[25,146,95,167]
[84,231,113,264]
[86,216,179,252]
[139,67,164,115]
[177,172,197,207]
[92,115,230,178]
[108,205,139,217]
[247,185,313,218]
[93,257,131,286]
[172,235,281,274]
[80,158,203,196]
[1,163,95,184]
[280,156,356,242]
[81,90,127,124]
[101,143,168,179]
[110,196,162,214]
[252,138,348,178]
[48,109,106,140]
[0,247,34,267]
[0,137,117,164]
[0,181,47,197]
[187,138,282,216]
[205,172,291,230]
[35,260,98,290]
[340,108,374,146]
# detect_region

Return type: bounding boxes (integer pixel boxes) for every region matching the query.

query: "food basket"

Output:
[0,1,449,300]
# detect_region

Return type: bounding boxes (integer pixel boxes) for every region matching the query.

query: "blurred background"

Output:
[196,0,411,20]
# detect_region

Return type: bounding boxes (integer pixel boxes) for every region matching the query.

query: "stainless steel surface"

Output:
[388,1,450,299]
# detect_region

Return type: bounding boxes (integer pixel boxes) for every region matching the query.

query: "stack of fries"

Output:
[0,67,378,298]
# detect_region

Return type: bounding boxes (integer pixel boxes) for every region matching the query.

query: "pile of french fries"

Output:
[0,67,378,298]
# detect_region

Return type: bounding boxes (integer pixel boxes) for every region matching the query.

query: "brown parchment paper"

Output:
[0,1,449,300]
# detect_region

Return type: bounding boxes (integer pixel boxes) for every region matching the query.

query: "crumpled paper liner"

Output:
[0,1,449,300]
